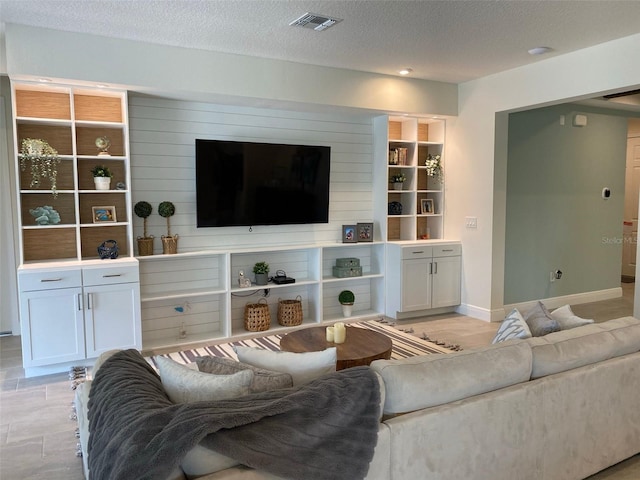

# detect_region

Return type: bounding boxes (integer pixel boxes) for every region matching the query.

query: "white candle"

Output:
[326,326,334,342]
[333,322,346,344]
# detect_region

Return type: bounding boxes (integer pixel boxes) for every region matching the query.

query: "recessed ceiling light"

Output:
[37,78,52,83]
[528,46,553,55]
[96,83,110,88]
[399,68,413,76]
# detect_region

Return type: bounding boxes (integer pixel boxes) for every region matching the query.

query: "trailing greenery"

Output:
[134,201,153,238]
[253,261,270,274]
[338,290,355,305]
[19,138,60,196]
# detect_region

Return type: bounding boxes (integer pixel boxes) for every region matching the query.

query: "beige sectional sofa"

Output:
[75,317,640,480]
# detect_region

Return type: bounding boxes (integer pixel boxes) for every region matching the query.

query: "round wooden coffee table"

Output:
[280,325,392,370]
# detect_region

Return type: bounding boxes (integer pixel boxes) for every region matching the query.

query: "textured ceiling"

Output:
[1,0,640,84]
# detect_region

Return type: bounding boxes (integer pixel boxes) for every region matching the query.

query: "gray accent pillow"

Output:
[524,301,561,337]
[196,356,293,393]
[154,355,253,403]
[492,308,532,343]
[550,304,595,330]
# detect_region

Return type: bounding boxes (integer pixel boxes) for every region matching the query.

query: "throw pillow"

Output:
[154,356,253,403]
[492,308,532,343]
[196,356,293,393]
[550,304,595,330]
[234,346,337,386]
[524,301,561,337]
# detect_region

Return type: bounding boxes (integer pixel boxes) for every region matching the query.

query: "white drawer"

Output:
[401,246,433,260]
[82,265,139,286]
[433,244,461,257]
[19,269,82,291]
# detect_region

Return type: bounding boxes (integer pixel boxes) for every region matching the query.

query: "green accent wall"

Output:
[505,104,628,304]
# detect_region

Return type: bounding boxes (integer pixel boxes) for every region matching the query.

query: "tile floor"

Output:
[0,285,638,479]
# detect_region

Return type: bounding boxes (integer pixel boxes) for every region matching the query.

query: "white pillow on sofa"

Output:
[234,346,336,386]
[550,304,594,330]
[492,308,532,343]
[154,356,253,403]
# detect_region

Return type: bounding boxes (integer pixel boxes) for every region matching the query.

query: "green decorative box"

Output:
[335,257,360,268]
[333,266,363,278]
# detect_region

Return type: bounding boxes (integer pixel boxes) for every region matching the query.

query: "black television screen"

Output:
[195,139,331,227]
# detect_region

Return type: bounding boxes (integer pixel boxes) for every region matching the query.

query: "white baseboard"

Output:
[455,304,503,322]
[502,287,623,316]
[459,287,623,323]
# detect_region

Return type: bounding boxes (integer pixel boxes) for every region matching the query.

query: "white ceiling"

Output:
[1,0,640,84]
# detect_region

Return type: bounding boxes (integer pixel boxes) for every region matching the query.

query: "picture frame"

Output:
[421,199,434,215]
[357,222,374,242]
[342,225,357,243]
[92,206,117,223]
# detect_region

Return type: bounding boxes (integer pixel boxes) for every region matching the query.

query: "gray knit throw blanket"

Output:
[88,349,381,480]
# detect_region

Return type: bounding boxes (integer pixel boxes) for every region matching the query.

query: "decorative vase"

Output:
[255,273,269,285]
[341,304,353,318]
[161,234,178,254]
[137,236,154,256]
[393,182,403,191]
[94,177,111,190]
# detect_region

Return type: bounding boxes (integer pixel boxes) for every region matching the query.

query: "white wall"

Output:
[448,33,640,320]
[128,95,376,250]
[3,24,457,118]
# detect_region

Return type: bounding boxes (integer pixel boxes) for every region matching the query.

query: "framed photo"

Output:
[357,222,374,242]
[421,199,434,215]
[92,206,117,223]
[342,225,357,243]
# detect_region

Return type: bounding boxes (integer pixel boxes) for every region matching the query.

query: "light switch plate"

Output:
[465,217,477,228]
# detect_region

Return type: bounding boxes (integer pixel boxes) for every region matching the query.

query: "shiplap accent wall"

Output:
[128,95,376,252]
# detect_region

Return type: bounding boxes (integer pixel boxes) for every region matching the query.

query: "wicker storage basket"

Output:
[277,295,303,327]
[244,298,271,332]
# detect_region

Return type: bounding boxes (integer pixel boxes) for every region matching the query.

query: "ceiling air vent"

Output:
[289,12,342,32]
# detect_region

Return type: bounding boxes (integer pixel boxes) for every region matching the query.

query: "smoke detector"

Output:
[289,12,342,31]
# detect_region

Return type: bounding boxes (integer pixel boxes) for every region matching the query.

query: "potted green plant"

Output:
[253,261,270,285]
[158,201,178,254]
[134,201,154,256]
[91,165,113,190]
[19,138,60,197]
[339,290,355,317]
[390,172,406,191]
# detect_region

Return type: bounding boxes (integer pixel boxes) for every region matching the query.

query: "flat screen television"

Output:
[195,139,331,227]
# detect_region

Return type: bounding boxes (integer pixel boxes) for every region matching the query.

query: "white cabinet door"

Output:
[84,282,141,358]
[20,287,85,367]
[431,255,461,309]
[401,258,432,311]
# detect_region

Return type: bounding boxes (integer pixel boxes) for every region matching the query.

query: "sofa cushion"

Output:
[524,301,561,337]
[196,356,293,393]
[492,308,532,343]
[528,316,640,379]
[550,304,594,330]
[370,341,533,415]
[155,356,253,403]
[234,346,336,386]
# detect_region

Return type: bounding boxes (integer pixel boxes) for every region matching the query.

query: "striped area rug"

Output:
[149,320,453,367]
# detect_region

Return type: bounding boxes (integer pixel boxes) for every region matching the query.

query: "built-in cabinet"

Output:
[385,243,461,319]
[138,243,385,351]
[11,81,141,377]
[17,259,141,377]
[374,115,445,242]
[12,82,132,262]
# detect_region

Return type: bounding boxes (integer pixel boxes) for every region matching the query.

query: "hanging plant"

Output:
[425,154,443,182]
[19,138,60,197]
